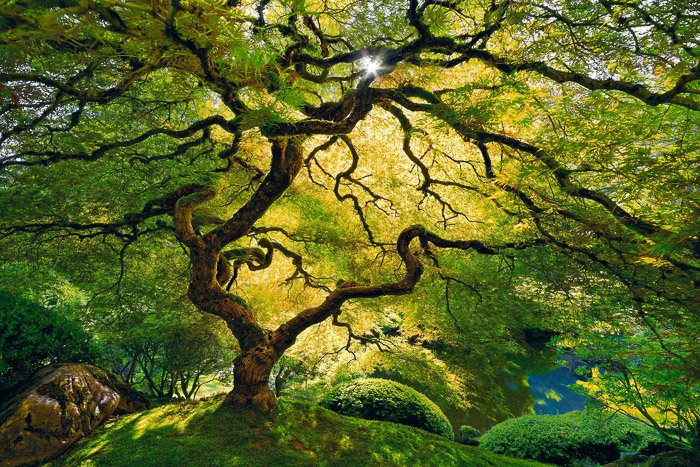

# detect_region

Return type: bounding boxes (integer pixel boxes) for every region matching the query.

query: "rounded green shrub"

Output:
[320,378,454,439]
[479,410,665,466]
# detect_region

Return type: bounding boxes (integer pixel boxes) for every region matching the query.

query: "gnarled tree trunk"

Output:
[171,135,525,414]
[173,138,307,412]
[224,344,279,412]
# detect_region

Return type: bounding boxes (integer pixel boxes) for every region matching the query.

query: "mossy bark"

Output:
[224,344,278,412]
[172,138,306,413]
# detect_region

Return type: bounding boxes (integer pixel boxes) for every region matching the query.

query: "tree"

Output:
[571,321,699,449]
[0,0,697,412]
[103,307,236,399]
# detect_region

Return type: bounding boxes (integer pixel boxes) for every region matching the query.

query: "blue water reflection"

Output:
[450,346,588,433]
[529,365,588,415]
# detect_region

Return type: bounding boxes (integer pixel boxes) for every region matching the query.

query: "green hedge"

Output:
[320,378,454,439]
[479,410,665,465]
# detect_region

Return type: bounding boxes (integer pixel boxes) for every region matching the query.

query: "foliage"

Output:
[647,450,700,467]
[459,425,482,446]
[0,263,87,314]
[566,322,700,450]
[0,0,697,417]
[479,410,665,466]
[320,378,454,439]
[50,396,544,467]
[328,344,469,413]
[103,309,237,399]
[0,289,95,394]
[270,355,309,397]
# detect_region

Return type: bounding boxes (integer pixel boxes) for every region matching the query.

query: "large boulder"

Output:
[0,363,148,466]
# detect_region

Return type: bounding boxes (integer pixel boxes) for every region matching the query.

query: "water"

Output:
[446,345,588,434]
[528,365,588,415]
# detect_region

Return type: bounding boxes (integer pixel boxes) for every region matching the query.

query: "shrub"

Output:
[320,378,453,439]
[0,289,95,394]
[479,410,665,465]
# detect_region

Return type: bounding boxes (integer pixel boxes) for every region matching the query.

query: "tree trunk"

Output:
[171,139,308,412]
[274,370,284,397]
[223,343,278,412]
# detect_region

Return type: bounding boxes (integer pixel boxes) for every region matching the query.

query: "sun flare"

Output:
[364,58,381,75]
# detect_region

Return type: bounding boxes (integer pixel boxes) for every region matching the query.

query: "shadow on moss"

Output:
[52,396,544,466]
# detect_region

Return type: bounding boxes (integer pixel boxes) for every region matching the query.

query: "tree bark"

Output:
[172,138,307,412]
[223,343,278,412]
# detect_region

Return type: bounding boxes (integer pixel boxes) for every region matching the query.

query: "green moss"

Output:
[320,378,454,439]
[51,397,543,466]
[479,410,666,466]
[0,289,96,394]
[227,293,248,307]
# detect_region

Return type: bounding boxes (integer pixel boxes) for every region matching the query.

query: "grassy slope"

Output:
[52,396,544,467]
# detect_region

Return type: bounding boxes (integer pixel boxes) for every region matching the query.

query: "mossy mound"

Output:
[320,378,454,439]
[479,410,666,466]
[51,396,543,466]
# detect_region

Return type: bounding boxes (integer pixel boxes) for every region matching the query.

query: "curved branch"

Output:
[442,47,699,110]
[375,87,679,243]
[1,115,234,169]
[270,225,544,352]
[205,137,306,250]
[0,58,159,105]
[0,183,207,241]
[174,186,217,247]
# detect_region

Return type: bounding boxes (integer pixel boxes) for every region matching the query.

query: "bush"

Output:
[320,378,454,439]
[0,289,95,394]
[648,449,699,467]
[479,410,665,465]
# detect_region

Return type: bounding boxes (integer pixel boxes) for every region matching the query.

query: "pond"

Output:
[445,344,589,434]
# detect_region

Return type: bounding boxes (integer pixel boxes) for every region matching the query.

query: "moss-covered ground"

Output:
[52,396,545,466]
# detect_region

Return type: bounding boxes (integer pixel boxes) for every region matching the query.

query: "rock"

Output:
[459,425,482,445]
[99,371,150,415]
[0,363,148,466]
[605,453,651,465]
[647,449,700,467]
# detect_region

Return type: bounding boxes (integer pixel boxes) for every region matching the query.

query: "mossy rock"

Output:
[479,410,666,466]
[460,425,482,445]
[320,378,454,439]
[648,449,699,467]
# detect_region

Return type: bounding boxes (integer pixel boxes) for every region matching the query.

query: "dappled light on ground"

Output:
[53,397,543,466]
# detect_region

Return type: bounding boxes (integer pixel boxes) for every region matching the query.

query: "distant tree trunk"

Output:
[125,358,137,384]
[274,370,285,398]
[273,360,300,397]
